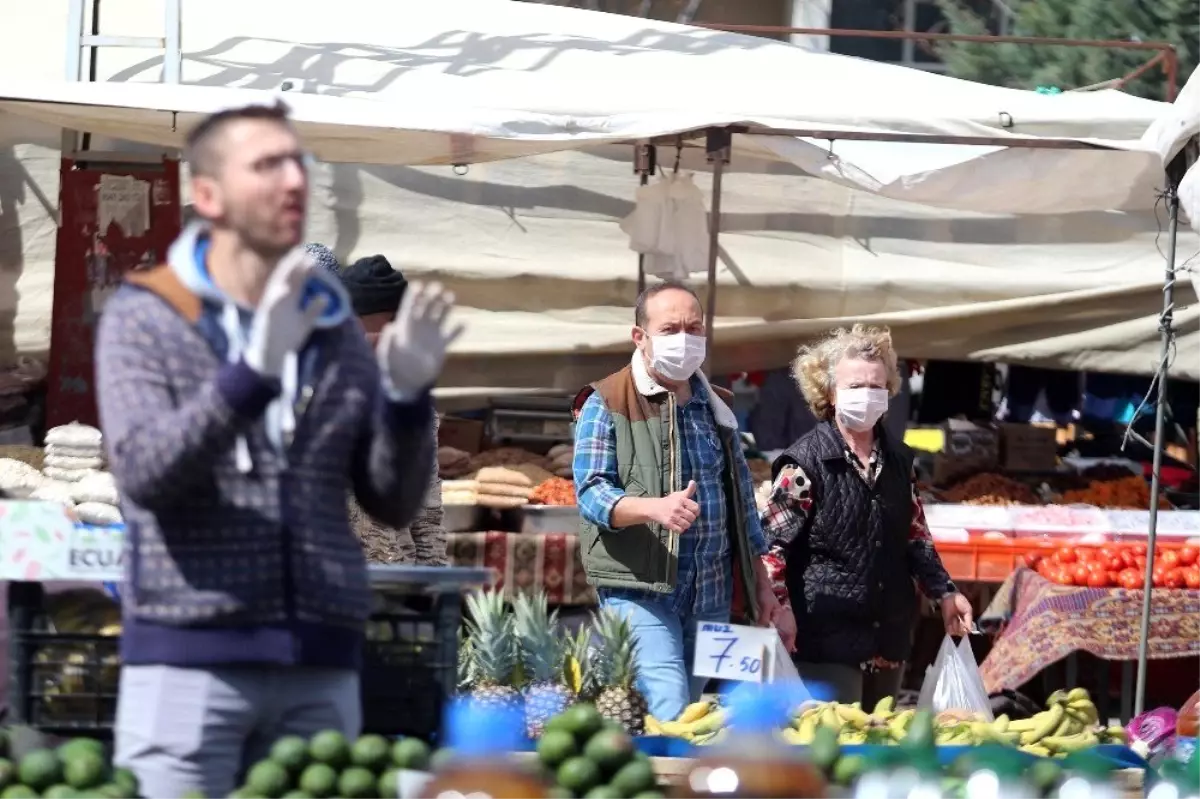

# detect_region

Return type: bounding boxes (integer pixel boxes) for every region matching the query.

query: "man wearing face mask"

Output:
[758,325,970,707]
[572,282,788,723]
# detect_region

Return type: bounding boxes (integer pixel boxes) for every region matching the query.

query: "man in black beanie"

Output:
[340,254,447,566]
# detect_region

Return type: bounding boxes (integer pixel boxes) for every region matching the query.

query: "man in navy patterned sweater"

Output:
[94,102,461,798]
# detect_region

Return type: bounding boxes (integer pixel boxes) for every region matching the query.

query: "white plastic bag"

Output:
[619,172,710,279]
[619,177,673,254]
[917,635,993,720]
[667,172,710,277]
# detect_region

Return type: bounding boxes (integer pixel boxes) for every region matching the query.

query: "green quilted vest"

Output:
[574,365,761,622]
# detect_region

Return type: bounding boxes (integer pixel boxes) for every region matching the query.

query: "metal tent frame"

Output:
[62,0,1190,718]
[633,122,1191,718]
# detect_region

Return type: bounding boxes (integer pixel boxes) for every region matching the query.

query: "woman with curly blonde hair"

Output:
[759,325,971,705]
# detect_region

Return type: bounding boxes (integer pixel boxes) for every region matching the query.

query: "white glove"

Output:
[376,281,463,400]
[244,250,326,378]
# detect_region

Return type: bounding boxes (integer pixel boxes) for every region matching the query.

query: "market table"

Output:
[979,566,1200,717]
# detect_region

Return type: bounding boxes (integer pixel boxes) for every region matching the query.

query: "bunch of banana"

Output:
[783,696,912,746]
[1009,688,1124,757]
[645,700,728,744]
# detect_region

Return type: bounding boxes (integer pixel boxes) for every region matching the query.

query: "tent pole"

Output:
[634,144,656,297]
[1133,156,1184,718]
[704,128,731,373]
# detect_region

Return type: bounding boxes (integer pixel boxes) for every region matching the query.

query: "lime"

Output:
[378,768,400,798]
[557,756,602,795]
[0,787,38,799]
[297,763,338,799]
[582,731,634,775]
[810,726,841,773]
[537,730,579,769]
[560,705,604,743]
[63,751,108,790]
[42,786,76,799]
[307,731,350,770]
[610,759,656,796]
[282,792,312,799]
[390,738,432,771]
[350,735,391,772]
[269,736,310,774]
[337,766,377,799]
[111,767,138,796]
[18,749,62,793]
[583,787,621,799]
[429,748,456,772]
[245,760,290,798]
[57,740,106,763]
[94,784,131,799]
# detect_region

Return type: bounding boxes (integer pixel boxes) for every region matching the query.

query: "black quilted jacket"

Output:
[774,421,925,665]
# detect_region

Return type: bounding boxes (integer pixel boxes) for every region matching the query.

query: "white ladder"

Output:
[63,0,183,156]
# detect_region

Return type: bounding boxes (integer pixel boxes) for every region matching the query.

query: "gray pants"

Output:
[115,665,361,799]
[796,661,905,709]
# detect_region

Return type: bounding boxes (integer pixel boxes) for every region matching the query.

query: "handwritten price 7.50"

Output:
[708,636,762,675]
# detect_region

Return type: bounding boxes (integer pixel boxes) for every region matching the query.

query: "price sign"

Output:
[692,622,781,683]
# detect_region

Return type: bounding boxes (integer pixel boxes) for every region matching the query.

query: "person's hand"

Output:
[771,603,797,653]
[940,592,973,637]
[376,281,464,400]
[245,249,326,378]
[650,480,699,534]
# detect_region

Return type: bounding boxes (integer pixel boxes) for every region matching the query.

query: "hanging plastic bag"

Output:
[619,172,710,278]
[667,172,710,277]
[1182,164,1200,303]
[619,176,673,255]
[917,635,994,721]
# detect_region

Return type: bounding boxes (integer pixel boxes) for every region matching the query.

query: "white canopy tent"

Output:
[0,0,1195,719]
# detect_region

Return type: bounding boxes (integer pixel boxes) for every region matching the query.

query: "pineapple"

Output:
[566,623,598,702]
[463,589,523,711]
[513,590,575,737]
[591,608,649,736]
[456,625,475,690]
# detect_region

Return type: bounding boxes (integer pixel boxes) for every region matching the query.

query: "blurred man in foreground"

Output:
[95,101,460,798]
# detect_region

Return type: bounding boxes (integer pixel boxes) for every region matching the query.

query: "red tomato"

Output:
[1135,555,1148,571]
[1119,569,1144,590]
[1153,566,1168,588]
[1108,556,1126,572]
[1086,560,1107,573]
[1107,571,1122,585]
[1099,547,1117,562]
[1076,548,1095,563]
[1132,543,1148,557]
[1087,571,1110,588]
[1057,547,1078,564]
[1185,568,1200,590]
[1161,550,1181,569]
[1023,552,1042,569]
[1165,568,1185,590]
[1120,549,1137,568]
[1073,564,1091,584]
[1179,546,1199,567]
[1055,567,1076,586]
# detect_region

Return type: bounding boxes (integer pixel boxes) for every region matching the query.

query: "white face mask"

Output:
[836,387,890,432]
[647,332,706,381]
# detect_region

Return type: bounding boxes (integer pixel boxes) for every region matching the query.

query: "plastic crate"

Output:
[360,589,463,742]
[7,582,119,736]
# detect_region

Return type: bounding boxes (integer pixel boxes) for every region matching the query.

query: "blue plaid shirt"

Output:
[573,377,766,615]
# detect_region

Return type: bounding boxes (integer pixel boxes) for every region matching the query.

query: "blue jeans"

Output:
[600,595,730,722]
